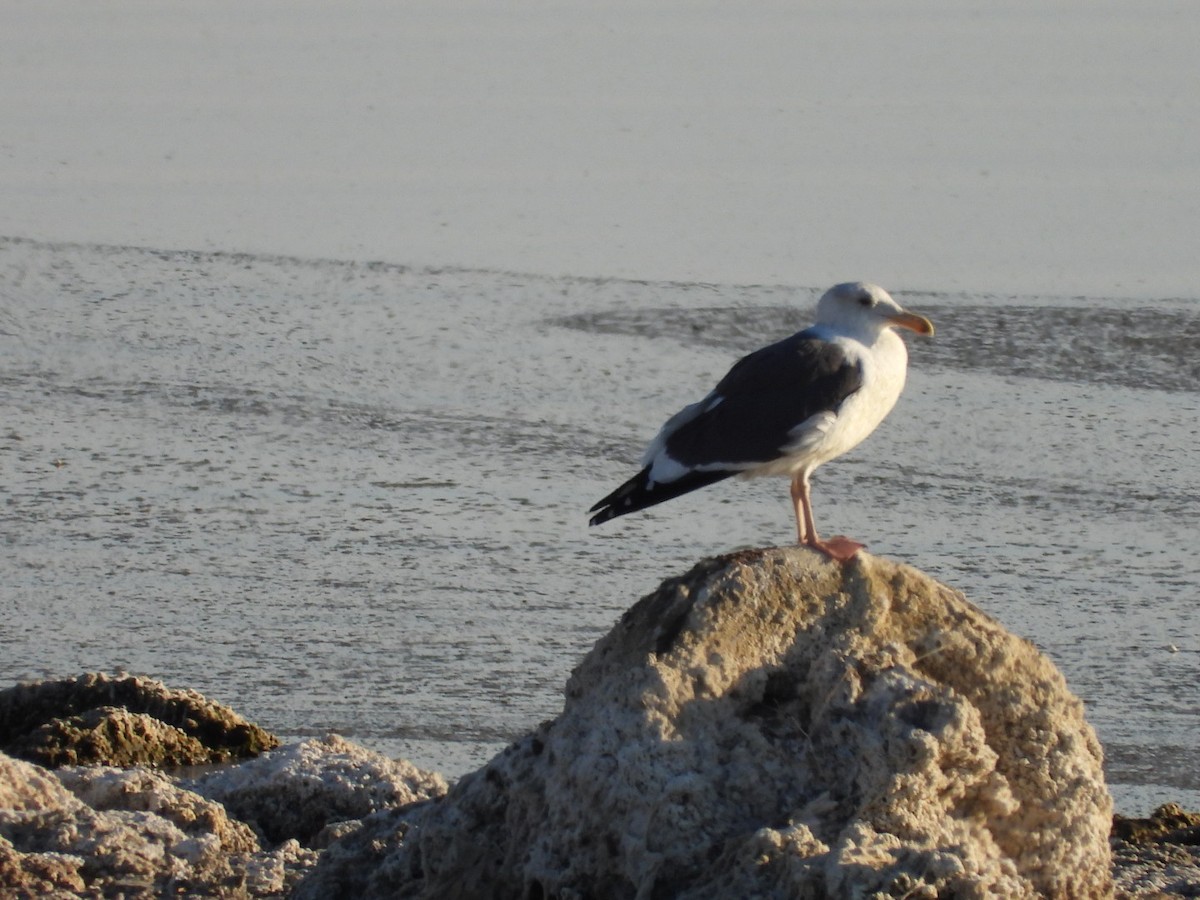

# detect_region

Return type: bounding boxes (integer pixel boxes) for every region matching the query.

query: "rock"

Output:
[0,840,87,899]
[297,548,1114,899]
[187,733,448,846]
[0,672,278,767]
[0,670,450,897]
[1114,803,1200,845]
[1112,804,1200,898]
[56,765,260,857]
[7,707,216,768]
[0,753,89,897]
[0,749,320,898]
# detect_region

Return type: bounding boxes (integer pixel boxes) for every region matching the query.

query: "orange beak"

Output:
[886,310,935,336]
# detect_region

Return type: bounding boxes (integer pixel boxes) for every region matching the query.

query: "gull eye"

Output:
[858,295,874,307]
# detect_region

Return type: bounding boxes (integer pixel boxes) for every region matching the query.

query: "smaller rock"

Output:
[244,838,313,896]
[0,675,450,898]
[1112,804,1200,899]
[188,733,448,846]
[1113,803,1200,845]
[0,836,87,898]
[0,672,278,767]
[0,750,321,898]
[0,752,90,898]
[0,748,83,813]
[56,765,259,856]
[8,707,214,768]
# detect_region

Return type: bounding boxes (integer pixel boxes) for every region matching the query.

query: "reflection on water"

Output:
[1,236,1197,813]
[554,300,1200,393]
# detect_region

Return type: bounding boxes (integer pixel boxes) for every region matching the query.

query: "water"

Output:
[1,236,1197,813]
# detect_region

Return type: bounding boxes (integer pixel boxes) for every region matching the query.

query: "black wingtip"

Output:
[588,466,733,528]
[588,508,615,528]
[588,466,654,527]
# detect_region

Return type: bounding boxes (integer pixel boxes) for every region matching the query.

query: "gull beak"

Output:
[887,310,935,336]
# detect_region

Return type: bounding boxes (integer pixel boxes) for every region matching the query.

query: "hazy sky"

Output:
[2,1,1197,297]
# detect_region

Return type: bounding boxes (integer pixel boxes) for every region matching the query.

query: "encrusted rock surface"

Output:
[0,672,278,767]
[8,706,219,768]
[0,671,448,899]
[187,733,449,845]
[1113,804,1200,899]
[0,749,317,898]
[298,548,1115,899]
[0,734,448,899]
[4,551,1197,898]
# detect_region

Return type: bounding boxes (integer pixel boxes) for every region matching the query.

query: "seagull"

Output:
[588,282,934,561]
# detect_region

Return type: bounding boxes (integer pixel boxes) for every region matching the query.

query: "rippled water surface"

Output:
[1,237,1197,812]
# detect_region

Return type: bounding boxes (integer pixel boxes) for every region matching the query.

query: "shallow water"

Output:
[1,236,1197,812]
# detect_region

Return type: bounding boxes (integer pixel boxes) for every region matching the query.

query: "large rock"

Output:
[0,672,278,767]
[298,548,1114,899]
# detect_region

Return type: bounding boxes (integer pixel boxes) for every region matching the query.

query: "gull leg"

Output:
[789,473,809,544]
[790,472,864,563]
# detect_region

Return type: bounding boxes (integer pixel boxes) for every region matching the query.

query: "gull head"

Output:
[815,282,935,339]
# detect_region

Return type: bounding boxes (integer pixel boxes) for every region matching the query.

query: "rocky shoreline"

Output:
[2,551,1197,898]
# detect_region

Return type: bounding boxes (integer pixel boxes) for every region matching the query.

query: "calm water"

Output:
[1,236,1197,813]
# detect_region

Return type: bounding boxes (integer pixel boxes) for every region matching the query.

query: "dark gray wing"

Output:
[661,329,863,467]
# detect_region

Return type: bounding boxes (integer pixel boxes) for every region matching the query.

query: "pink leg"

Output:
[789,473,864,563]
[789,474,810,544]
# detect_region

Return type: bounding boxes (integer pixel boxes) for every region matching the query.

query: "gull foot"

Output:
[806,535,866,563]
